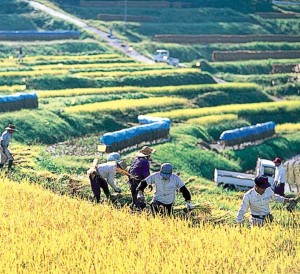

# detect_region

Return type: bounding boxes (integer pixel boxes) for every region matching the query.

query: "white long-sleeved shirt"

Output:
[97,161,118,190]
[236,187,285,223]
[0,130,12,147]
[274,164,286,184]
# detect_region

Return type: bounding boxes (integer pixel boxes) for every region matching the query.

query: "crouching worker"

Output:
[236,175,295,227]
[136,163,193,216]
[87,153,125,203]
[0,124,18,171]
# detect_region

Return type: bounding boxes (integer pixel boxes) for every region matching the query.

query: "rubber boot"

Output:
[7,160,13,171]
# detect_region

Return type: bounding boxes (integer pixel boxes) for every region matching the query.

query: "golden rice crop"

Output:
[0,70,68,77]
[32,63,164,71]
[74,68,199,78]
[64,97,188,113]
[187,114,238,125]
[37,86,139,98]
[0,85,26,92]
[276,123,300,132]
[0,179,299,273]
[149,100,300,120]
[37,83,257,98]
[0,54,123,67]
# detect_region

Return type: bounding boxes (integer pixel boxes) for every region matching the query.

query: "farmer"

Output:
[136,163,193,216]
[87,153,125,203]
[236,175,295,226]
[17,47,24,63]
[0,124,18,171]
[128,146,155,210]
[273,157,286,196]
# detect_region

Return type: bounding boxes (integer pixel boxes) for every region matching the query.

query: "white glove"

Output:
[137,191,145,203]
[186,201,194,210]
[114,187,121,193]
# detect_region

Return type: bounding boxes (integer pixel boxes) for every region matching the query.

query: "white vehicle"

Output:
[153,49,179,66]
[214,158,276,191]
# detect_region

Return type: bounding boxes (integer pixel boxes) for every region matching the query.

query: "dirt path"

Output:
[28,1,154,63]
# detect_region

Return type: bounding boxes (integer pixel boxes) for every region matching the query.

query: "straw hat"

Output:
[137,146,156,157]
[5,124,18,132]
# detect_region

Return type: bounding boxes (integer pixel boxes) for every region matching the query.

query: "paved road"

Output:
[28,1,154,63]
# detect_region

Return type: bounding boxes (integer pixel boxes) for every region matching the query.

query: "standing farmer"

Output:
[136,163,193,216]
[87,153,125,203]
[128,146,155,210]
[236,175,295,226]
[273,157,286,196]
[0,124,18,171]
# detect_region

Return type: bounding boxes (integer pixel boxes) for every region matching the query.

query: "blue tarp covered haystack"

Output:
[100,115,171,152]
[219,121,275,146]
[0,92,38,112]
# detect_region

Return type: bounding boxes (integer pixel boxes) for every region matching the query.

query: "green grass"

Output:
[217,73,297,88]
[0,41,109,58]
[20,72,215,90]
[200,58,300,74]
[0,109,123,144]
[0,15,36,31]
[225,131,300,171]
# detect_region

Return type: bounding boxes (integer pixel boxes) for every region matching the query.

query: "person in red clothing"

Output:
[128,146,155,210]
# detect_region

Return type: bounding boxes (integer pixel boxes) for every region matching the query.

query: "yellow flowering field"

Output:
[64,97,188,113]
[149,100,300,120]
[0,179,299,274]
[276,123,300,132]
[187,114,238,125]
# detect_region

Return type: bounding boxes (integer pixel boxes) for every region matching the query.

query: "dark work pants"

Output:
[129,178,146,209]
[89,174,110,203]
[150,200,173,216]
[274,183,285,196]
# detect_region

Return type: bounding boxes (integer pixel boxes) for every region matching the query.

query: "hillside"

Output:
[0,1,300,272]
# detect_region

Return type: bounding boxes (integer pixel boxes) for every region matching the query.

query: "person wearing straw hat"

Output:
[0,124,18,171]
[128,146,155,210]
[87,153,125,203]
[136,163,193,216]
[236,175,295,226]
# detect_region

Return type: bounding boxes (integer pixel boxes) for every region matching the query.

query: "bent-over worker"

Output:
[87,152,125,203]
